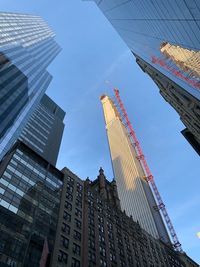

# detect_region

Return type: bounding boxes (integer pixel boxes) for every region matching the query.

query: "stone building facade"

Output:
[136,55,200,155]
[81,168,197,267]
[51,167,198,267]
[51,167,84,267]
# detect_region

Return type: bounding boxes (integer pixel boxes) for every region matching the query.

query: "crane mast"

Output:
[113,88,182,252]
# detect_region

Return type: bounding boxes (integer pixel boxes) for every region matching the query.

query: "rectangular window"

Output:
[71,258,80,267]
[117,237,122,245]
[99,235,105,243]
[89,217,94,226]
[75,208,82,218]
[97,198,102,205]
[89,208,94,216]
[119,248,124,257]
[89,227,95,237]
[88,199,93,206]
[75,219,82,229]
[98,225,104,233]
[109,242,115,250]
[0,187,5,195]
[7,165,15,173]
[0,178,9,187]
[89,239,95,250]
[76,191,82,199]
[65,201,72,211]
[98,215,103,223]
[100,246,106,257]
[66,183,73,193]
[89,251,96,263]
[60,235,69,249]
[6,258,17,266]
[107,222,112,230]
[110,253,116,262]
[75,199,82,209]
[63,211,71,222]
[58,250,68,264]
[77,183,83,191]
[61,222,70,235]
[100,258,107,267]
[4,171,11,179]
[128,255,133,264]
[73,243,81,255]
[67,176,74,183]
[66,192,73,201]
[87,191,94,198]
[74,230,81,241]
[120,260,125,267]
[97,206,102,213]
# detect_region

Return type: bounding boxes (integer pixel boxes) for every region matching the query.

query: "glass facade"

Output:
[0,141,63,267]
[90,0,200,101]
[19,94,66,165]
[0,12,61,160]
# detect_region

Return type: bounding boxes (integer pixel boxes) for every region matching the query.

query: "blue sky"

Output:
[0,0,199,263]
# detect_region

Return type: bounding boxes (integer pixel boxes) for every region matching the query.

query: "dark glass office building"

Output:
[0,12,61,159]
[0,89,65,266]
[86,0,200,153]
[19,94,66,166]
[0,141,63,267]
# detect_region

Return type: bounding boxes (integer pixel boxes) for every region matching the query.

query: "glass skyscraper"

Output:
[19,94,66,166]
[0,12,61,159]
[86,0,200,153]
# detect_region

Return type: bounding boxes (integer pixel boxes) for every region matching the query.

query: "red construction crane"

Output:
[113,88,182,252]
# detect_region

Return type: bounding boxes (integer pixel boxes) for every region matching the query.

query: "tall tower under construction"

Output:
[101,91,173,246]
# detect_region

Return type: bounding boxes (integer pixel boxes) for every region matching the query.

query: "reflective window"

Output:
[96,0,200,101]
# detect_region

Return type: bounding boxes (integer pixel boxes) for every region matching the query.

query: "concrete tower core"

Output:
[101,95,170,243]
